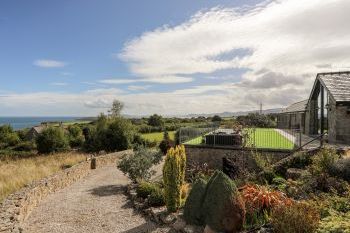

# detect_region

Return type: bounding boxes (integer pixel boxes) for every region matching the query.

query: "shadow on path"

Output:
[88,185,125,197]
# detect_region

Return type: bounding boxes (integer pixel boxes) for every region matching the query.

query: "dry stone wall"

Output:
[0,150,132,233]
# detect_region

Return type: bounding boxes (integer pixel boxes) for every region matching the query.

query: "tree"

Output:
[148,114,164,127]
[212,115,222,122]
[0,125,20,147]
[159,131,173,155]
[36,127,69,154]
[67,125,85,147]
[109,100,124,117]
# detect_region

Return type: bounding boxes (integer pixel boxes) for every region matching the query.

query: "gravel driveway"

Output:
[23,164,171,233]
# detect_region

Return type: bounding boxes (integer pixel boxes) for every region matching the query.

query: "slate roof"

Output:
[317,72,350,102]
[282,100,308,113]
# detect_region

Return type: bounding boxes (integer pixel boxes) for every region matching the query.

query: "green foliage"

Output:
[211,115,222,122]
[310,147,339,175]
[183,178,208,225]
[202,171,244,232]
[36,127,69,154]
[159,131,173,155]
[67,125,85,147]
[329,157,350,182]
[148,186,165,207]
[108,99,124,117]
[136,181,159,198]
[148,114,164,127]
[0,125,20,147]
[84,116,136,152]
[13,141,36,152]
[317,212,350,233]
[236,113,276,128]
[117,146,162,183]
[163,145,186,212]
[271,202,320,233]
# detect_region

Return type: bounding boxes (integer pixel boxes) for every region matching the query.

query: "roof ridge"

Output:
[317,71,350,76]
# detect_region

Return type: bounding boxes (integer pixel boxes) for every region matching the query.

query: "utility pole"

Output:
[259,102,263,115]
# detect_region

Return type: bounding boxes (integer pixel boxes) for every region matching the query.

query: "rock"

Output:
[204,225,217,233]
[286,168,308,180]
[161,213,177,224]
[173,218,186,231]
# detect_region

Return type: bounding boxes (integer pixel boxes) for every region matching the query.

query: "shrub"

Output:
[102,117,135,152]
[241,184,291,215]
[136,181,159,198]
[183,178,207,225]
[163,145,186,212]
[202,171,245,233]
[148,187,165,207]
[117,147,162,182]
[13,141,36,152]
[36,127,69,154]
[0,125,20,147]
[309,147,339,175]
[148,114,164,127]
[271,202,320,233]
[329,157,350,182]
[317,212,350,233]
[67,125,85,148]
[159,131,173,155]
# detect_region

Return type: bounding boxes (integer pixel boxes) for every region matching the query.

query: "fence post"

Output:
[299,128,302,147]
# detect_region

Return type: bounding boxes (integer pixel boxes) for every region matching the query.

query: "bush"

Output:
[183,178,207,225]
[317,212,350,233]
[163,145,186,212]
[148,114,164,127]
[101,117,135,152]
[329,157,350,182]
[117,147,162,183]
[271,202,320,233]
[36,127,69,154]
[202,171,245,233]
[13,141,36,152]
[0,125,20,147]
[148,187,165,207]
[136,181,159,198]
[310,148,339,175]
[159,131,173,155]
[67,125,85,148]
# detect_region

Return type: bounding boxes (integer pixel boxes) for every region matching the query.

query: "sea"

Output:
[0,117,80,130]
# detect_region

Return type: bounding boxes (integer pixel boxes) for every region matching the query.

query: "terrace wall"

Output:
[184,145,290,171]
[0,150,132,233]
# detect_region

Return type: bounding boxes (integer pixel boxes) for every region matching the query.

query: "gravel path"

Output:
[23,165,171,233]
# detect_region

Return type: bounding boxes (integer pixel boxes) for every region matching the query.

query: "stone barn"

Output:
[278,71,350,144]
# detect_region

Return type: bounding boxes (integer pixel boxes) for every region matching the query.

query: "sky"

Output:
[1,0,350,117]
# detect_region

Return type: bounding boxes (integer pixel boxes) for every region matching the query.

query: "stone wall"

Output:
[0,150,132,233]
[184,145,290,171]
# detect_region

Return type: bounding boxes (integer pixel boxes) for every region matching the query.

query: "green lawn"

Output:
[141,131,175,143]
[183,128,295,150]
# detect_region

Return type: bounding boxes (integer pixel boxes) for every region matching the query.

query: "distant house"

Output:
[25,125,47,141]
[277,71,350,144]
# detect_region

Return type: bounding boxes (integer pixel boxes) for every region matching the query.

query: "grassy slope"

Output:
[0,152,86,202]
[141,131,175,143]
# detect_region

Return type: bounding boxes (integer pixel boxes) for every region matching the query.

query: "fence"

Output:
[179,126,317,150]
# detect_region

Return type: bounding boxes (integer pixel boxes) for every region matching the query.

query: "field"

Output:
[184,128,295,150]
[141,131,175,143]
[0,152,86,202]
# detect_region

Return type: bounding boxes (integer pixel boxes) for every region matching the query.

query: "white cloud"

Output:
[34,59,66,68]
[120,0,350,101]
[99,76,193,84]
[128,85,152,91]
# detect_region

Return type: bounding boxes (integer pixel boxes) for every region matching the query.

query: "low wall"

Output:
[0,150,132,233]
[184,145,290,171]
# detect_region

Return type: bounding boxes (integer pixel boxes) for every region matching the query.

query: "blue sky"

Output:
[1,0,350,116]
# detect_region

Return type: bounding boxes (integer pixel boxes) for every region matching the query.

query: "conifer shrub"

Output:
[183,178,208,225]
[136,181,159,199]
[202,171,245,233]
[163,145,186,212]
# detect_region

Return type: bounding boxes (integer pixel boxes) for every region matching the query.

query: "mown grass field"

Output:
[141,131,175,143]
[0,152,87,202]
[184,128,295,150]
